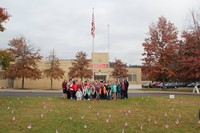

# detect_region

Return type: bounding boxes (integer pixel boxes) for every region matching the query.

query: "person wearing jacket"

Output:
[76,88,83,100]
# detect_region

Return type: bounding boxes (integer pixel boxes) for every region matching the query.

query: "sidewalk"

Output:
[0,88,62,93]
[0,88,199,95]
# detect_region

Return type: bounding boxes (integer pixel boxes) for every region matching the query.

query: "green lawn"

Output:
[0,96,200,133]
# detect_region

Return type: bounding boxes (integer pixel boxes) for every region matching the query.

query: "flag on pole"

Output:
[91,10,95,38]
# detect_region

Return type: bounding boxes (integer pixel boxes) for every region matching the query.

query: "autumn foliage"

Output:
[142,16,179,83]
[44,50,65,89]
[177,11,200,81]
[0,7,10,31]
[111,59,128,80]
[0,49,14,70]
[68,51,92,81]
[3,37,42,89]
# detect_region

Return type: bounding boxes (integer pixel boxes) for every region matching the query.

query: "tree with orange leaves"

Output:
[3,36,42,89]
[68,51,92,81]
[111,59,128,81]
[178,10,200,81]
[0,7,10,32]
[142,16,179,88]
[44,50,65,89]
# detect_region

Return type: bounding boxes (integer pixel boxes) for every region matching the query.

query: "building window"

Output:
[128,74,137,81]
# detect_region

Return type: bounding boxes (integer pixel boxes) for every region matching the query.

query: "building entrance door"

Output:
[95,75,106,81]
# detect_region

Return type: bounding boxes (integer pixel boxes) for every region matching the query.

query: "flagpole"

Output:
[92,34,94,81]
[108,24,110,68]
[91,8,95,81]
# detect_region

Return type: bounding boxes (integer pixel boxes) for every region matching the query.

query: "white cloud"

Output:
[0,0,199,65]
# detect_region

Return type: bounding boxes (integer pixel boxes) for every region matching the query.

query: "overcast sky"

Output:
[0,0,199,65]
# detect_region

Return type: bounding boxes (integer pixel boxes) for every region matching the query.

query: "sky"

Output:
[0,0,199,65]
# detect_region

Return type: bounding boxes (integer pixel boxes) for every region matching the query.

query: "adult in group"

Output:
[124,79,129,99]
[62,79,67,99]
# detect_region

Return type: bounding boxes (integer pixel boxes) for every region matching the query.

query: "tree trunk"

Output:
[22,77,24,89]
[51,78,53,90]
[162,73,165,90]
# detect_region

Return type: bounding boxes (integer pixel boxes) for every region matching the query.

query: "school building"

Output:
[0,52,142,89]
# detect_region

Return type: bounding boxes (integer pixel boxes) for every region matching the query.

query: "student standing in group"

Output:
[124,79,129,99]
[72,80,78,99]
[121,81,125,99]
[83,84,88,100]
[69,79,74,99]
[117,81,122,99]
[111,82,117,100]
[62,79,67,99]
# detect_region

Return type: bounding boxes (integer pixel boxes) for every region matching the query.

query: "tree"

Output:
[44,50,65,89]
[178,10,200,81]
[0,7,10,32]
[111,59,128,80]
[68,51,92,81]
[3,36,42,89]
[142,16,179,88]
[0,49,14,70]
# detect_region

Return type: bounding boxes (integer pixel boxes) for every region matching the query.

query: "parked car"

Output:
[187,82,196,87]
[165,83,178,89]
[159,82,178,89]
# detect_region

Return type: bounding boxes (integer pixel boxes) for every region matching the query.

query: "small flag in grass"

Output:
[27,124,32,129]
[164,112,167,117]
[106,119,109,123]
[175,119,180,125]
[96,112,99,116]
[12,116,15,121]
[124,122,128,127]
[41,114,44,118]
[84,124,87,129]
[140,124,143,130]
[165,123,169,128]
[69,116,72,120]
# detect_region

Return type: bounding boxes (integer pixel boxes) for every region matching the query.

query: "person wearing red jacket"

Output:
[62,79,67,99]
[72,80,78,99]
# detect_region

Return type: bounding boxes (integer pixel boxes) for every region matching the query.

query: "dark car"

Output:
[160,83,178,89]
[165,83,178,89]
[187,82,196,87]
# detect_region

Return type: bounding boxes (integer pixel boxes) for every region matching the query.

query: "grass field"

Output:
[0,96,200,133]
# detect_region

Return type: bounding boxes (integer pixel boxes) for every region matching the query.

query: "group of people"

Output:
[61,79,129,100]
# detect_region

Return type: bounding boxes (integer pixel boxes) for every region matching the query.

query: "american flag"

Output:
[91,11,95,38]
